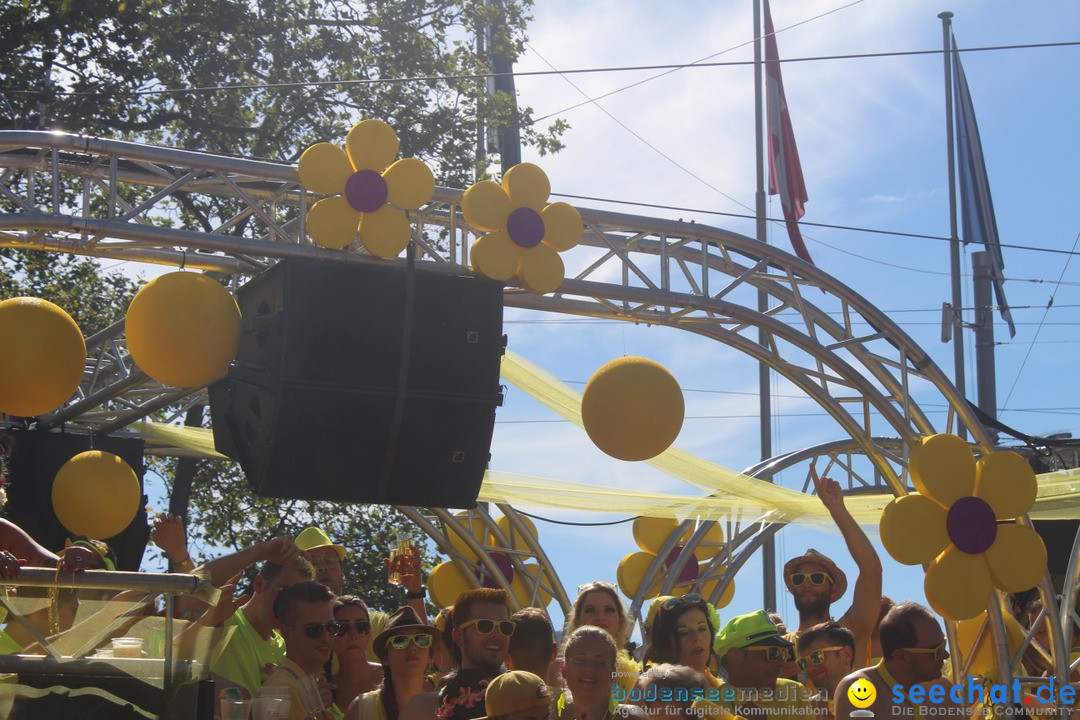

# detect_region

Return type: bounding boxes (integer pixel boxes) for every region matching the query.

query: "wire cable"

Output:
[1001,228,1080,413]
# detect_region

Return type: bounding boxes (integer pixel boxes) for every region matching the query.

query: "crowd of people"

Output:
[0,449,1073,720]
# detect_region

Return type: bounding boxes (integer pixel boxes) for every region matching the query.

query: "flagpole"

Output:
[753,0,777,613]
[939,10,967,440]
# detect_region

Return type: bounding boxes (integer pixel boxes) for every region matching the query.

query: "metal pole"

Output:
[754,0,777,613]
[940,11,967,439]
[971,251,998,445]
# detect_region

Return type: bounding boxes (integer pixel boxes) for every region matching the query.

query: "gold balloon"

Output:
[581,357,684,461]
[0,297,85,417]
[52,451,140,539]
[125,272,241,387]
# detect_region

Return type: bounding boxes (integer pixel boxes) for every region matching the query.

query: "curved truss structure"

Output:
[2,132,1070,690]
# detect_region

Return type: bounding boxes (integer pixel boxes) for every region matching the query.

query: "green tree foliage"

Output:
[1,0,538,606]
[158,458,435,613]
[0,249,139,335]
[0,0,565,191]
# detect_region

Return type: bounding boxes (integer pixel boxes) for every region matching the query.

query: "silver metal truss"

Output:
[6,131,1070,693]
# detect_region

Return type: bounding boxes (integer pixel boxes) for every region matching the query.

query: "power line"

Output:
[552,191,1080,260]
[1001,229,1080,412]
[4,40,1077,98]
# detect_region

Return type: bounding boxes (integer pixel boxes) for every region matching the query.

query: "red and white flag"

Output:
[763,0,812,264]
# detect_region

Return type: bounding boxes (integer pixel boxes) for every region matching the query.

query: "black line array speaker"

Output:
[209,259,505,508]
[4,428,149,570]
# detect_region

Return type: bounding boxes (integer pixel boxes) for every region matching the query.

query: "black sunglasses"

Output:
[334,620,371,636]
[298,621,344,639]
[458,618,516,637]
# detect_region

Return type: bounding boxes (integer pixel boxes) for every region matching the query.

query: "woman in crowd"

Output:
[558,626,624,720]
[641,594,721,687]
[331,595,384,717]
[346,606,437,720]
[566,582,638,694]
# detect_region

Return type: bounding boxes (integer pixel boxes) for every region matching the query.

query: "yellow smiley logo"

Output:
[847,678,877,709]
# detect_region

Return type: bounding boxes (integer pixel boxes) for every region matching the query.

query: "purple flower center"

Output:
[946,496,997,554]
[665,546,700,584]
[507,206,545,249]
[481,551,514,588]
[344,169,388,213]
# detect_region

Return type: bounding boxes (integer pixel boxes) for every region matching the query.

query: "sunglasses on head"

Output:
[796,645,846,670]
[660,594,703,612]
[458,618,516,637]
[387,633,434,650]
[744,645,791,662]
[901,642,947,661]
[335,620,371,636]
[298,621,344,639]
[788,572,832,587]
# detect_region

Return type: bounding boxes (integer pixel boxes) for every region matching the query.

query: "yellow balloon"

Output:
[492,514,538,552]
[502,163,550,211]
[633,517,683,556]
[879,494,950,566]
[52,450,140,539]
[910,434,975,506]
[384,158,435,210]
[925,547,992,621]
[0,297,85,417]
[518,243,564,295]
[581,357,684,461]
[307,196,361,249]
[297,142,353,195]
[509,563,553,608]
[358,205,411,259]
[446,511,487,563]
[463,181,514,233]
[617,551,663,598]
[429,561,475,609]
[125,272,241,388]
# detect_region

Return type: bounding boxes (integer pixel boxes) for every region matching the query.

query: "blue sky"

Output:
[476,0,1080,633]
[132,0,1080,635]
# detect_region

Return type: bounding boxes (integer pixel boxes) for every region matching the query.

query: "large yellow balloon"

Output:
[0,297,86,417]
[125,272,242,387]
[52,451,140,539]
[581,357,684,461]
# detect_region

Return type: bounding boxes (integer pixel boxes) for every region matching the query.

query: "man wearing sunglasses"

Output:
[264,580,340,720]
[783,464,882,671]
[713,610,813,720]
[834,602,959,720]
[210,555,316,699]
[401,588,514,720]
[796,622,855,716]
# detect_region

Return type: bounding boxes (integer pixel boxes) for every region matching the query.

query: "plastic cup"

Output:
[251,696,290,720]
[111,636,144,658]
[220,698,251,720]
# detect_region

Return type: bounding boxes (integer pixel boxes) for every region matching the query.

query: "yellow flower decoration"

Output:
[616,517,735,607]
[297,119,435,258]
[879,433,1047,621]
[428,512,552,609]
[462,163,583,294]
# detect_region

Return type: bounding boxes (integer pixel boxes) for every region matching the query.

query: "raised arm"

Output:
[812,462,882,668]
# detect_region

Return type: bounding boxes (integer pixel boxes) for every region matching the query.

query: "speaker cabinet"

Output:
[210,259,505,508]
[4,429,149,570]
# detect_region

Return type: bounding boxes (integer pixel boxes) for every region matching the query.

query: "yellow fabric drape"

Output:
[127,351,1080,523]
